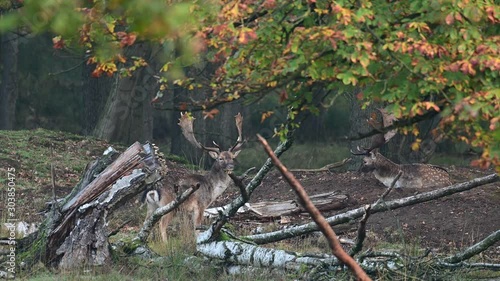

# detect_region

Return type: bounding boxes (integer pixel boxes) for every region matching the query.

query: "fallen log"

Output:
[205,192,349,218]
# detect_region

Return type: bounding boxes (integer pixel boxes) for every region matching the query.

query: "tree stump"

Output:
[16,142,162,270]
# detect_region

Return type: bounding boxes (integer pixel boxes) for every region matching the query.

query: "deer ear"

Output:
[208,151,219,159]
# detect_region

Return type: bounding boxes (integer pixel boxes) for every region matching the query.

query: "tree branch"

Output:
[257,134,371,281]
[347,109,440,141]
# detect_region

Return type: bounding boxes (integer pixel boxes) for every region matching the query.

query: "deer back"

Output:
[362,152,452,188]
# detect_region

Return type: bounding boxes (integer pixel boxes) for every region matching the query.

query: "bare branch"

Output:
[257,134,372,281]
[350,171,402,257]
[374,170,402,206]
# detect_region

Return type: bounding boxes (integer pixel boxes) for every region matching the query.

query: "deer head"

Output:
[178,112,244,174]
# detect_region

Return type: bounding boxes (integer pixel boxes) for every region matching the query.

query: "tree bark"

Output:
[0,31,18,130]
[347,89,379,170]
[82,61,111,135]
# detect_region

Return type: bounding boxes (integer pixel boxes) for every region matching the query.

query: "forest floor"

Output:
[1,129,499,279]
[215,166,500,261]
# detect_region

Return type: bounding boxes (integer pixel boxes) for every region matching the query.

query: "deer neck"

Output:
[206,163,232,201]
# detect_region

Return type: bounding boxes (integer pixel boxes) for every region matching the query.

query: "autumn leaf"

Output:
[203,108,220,119]
[116,32,137,48]
[52,36,65,49]
[261,111,274,123]
[411,138,422,151]
[238,28,257,44]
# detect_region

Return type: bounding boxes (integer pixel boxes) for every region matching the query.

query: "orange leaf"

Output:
[52,36,65,49]
[203,109,220,119]
[445,13,454,25]
[238,29,257,44]
[261,111,274,123]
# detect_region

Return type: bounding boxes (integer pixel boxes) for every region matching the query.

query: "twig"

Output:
[349,205,371,257]
[374,170,402,206]
[135,184,200,243]
[257,134,372,281]
[289,158,351,172]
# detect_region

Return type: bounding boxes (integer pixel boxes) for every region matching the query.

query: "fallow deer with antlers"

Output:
[145,113,244,242]
[353,149,452,188]
[352,108,452,189]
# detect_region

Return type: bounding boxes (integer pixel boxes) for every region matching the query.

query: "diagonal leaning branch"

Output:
[257,134,372,281]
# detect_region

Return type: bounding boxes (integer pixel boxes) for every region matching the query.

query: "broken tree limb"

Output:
[135,184,200,243]
[244,173,499,245]
[289,158,351,172]
[15,142,161,270]
[257,134,371,281]
[205,192,348,219]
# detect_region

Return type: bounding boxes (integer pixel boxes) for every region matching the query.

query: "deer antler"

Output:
[378,108,397,143]
[229,113,244,153]
[350,146,374,156]
[178,113,220,153]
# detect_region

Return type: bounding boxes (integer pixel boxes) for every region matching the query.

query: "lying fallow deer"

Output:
[353,149,452,189]
[145,113,244,242]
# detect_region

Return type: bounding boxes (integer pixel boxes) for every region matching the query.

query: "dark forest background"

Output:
[0,32,476,170]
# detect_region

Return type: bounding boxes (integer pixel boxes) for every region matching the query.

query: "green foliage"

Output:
[2,0,499,169]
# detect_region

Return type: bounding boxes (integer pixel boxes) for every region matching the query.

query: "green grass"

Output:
[236,141,351,173]
[0,128,113,190]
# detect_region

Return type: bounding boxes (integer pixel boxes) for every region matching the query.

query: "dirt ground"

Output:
[6,134,499,263]
[214,165,500,261]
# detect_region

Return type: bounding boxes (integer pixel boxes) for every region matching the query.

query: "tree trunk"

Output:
[347,89,379,170]
[16,142,161,270]
[82,61,111,135]
[0,31,18,130]
[93,43,158,143]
